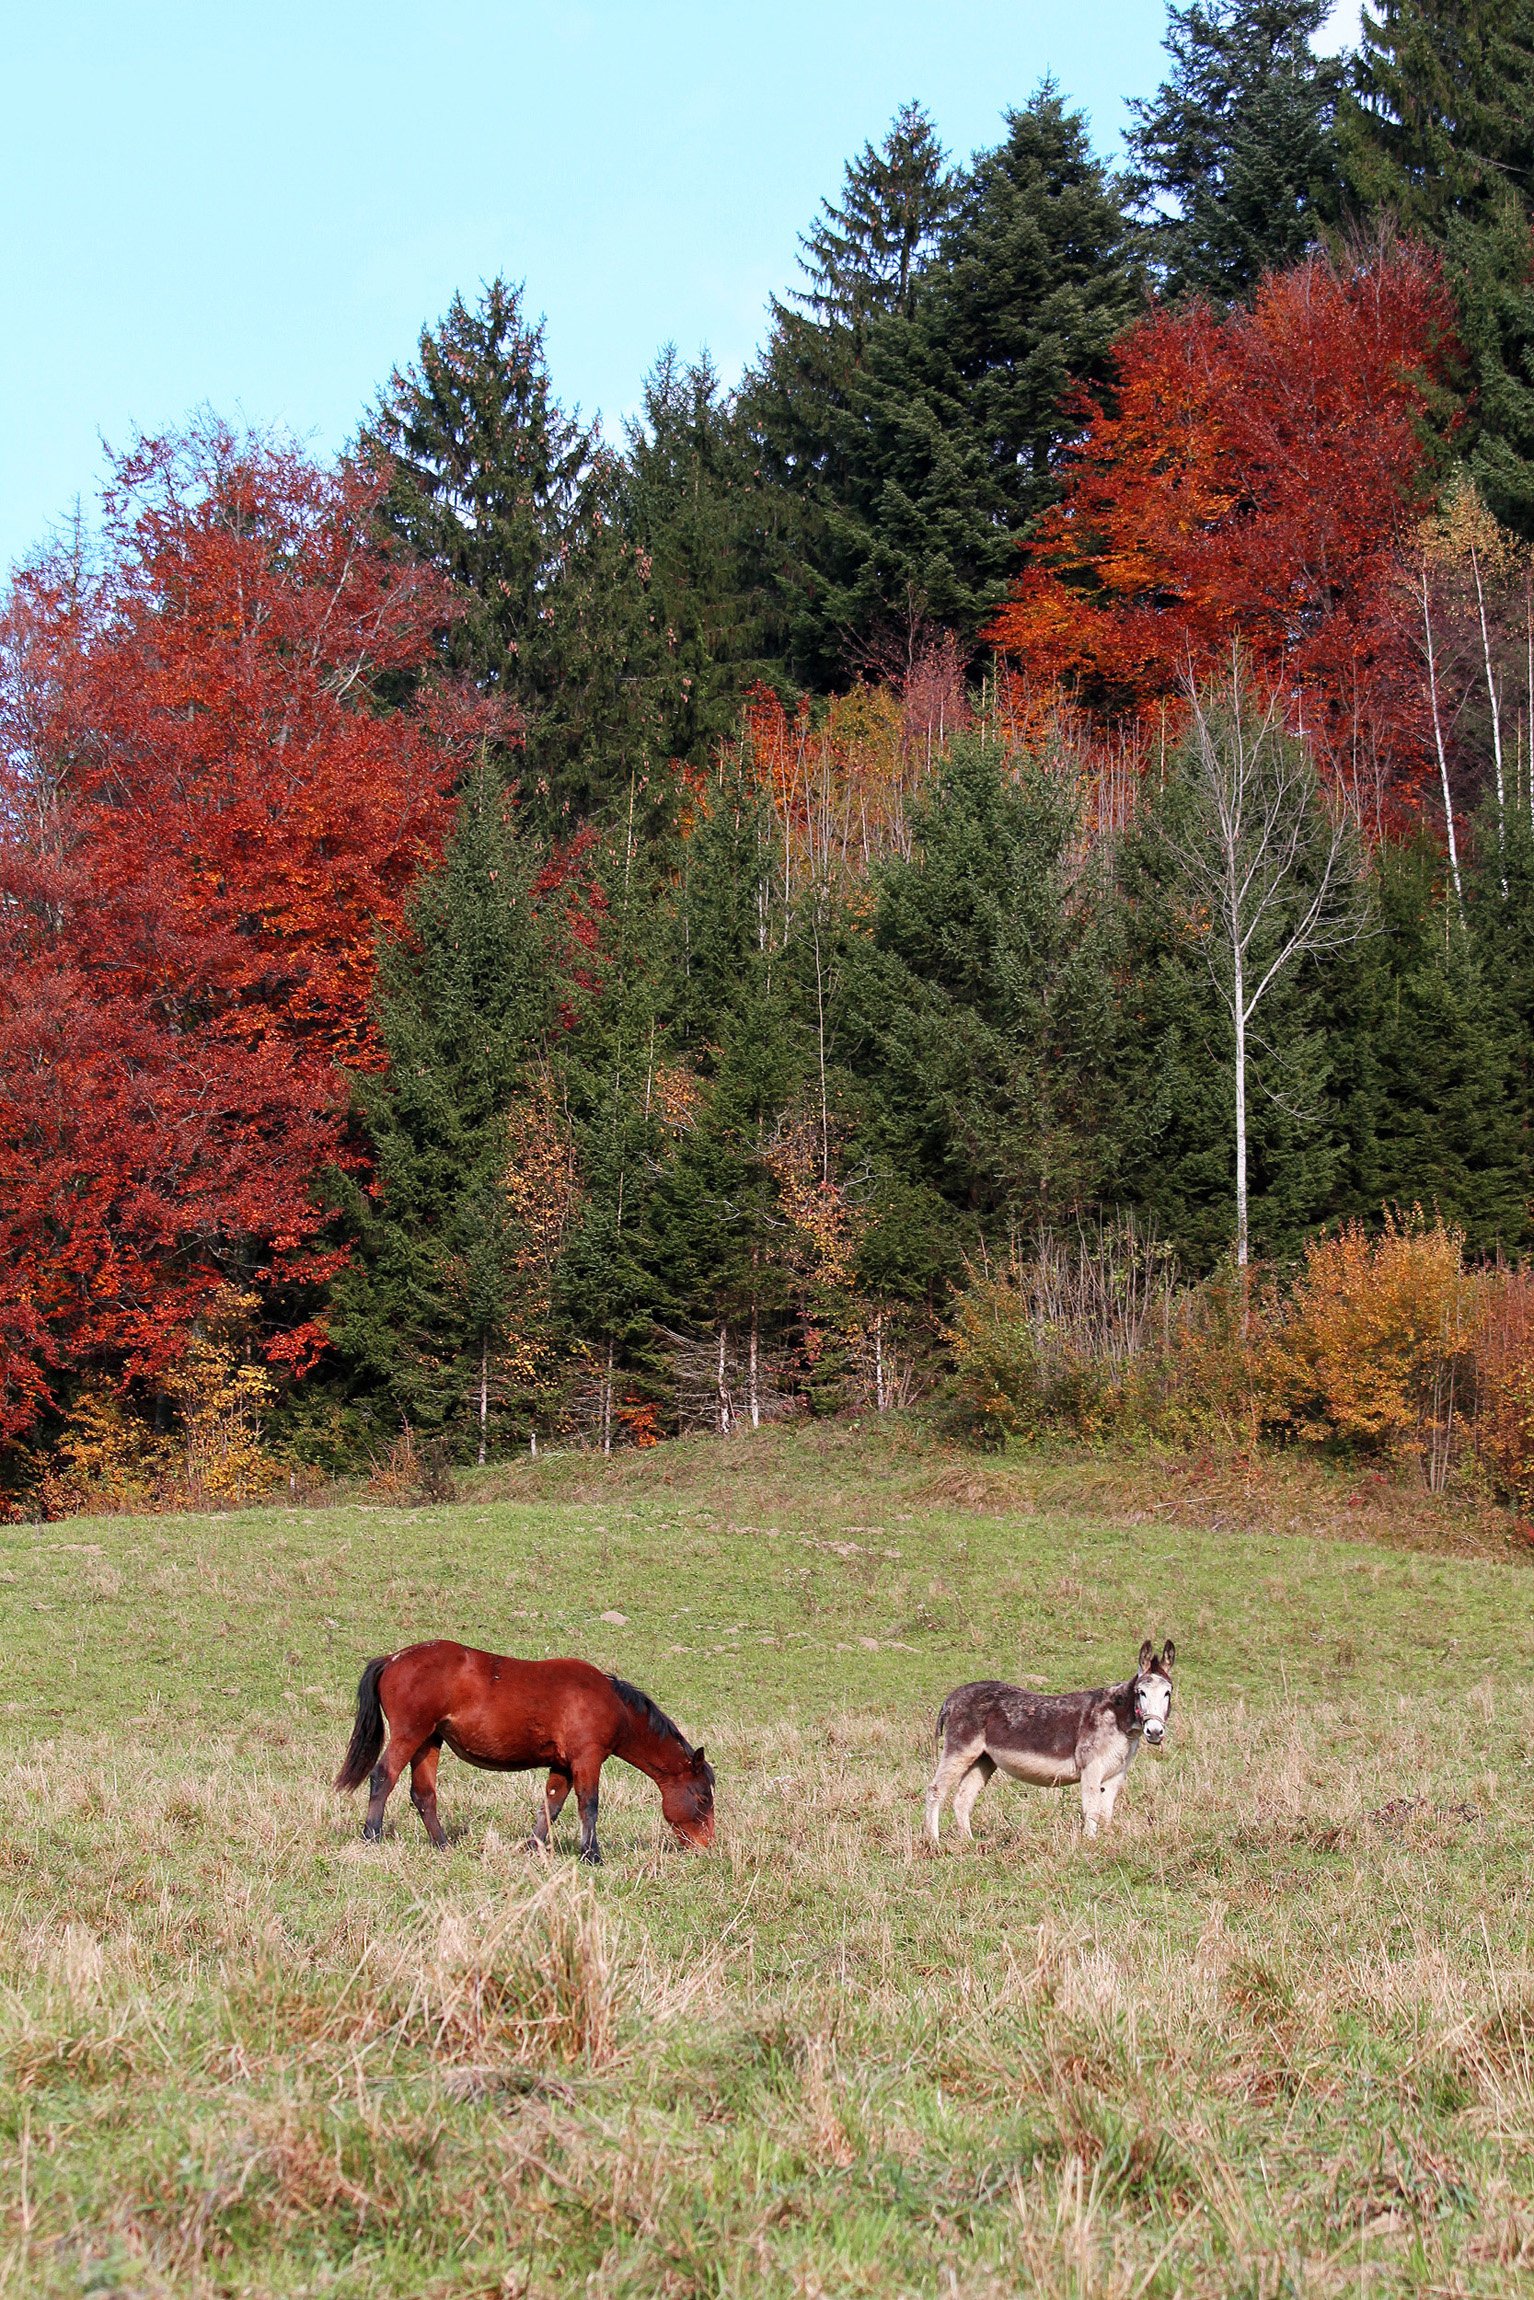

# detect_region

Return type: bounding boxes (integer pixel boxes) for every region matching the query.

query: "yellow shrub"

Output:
[1260,1214,1477,1476]
[159,1289,279,1508]
[33,1384,161,1518]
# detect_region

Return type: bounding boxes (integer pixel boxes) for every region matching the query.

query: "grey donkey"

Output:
[924,1641,1175,1844]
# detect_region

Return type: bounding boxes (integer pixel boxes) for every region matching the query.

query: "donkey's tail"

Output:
[335,1655,390,1791]
[934,1691,953,1752]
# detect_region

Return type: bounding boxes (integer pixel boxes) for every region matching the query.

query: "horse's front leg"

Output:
[573,1759,603,1866]
[528,1766,572,1853]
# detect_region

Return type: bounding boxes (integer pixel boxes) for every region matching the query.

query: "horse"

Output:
[924,1640,1175,1845]
[334,1640,715,1864]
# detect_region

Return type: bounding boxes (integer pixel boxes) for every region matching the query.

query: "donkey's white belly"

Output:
[992,1748,1080,1787]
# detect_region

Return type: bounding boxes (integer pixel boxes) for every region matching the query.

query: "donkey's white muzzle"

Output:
[1143,1722,1165,1746]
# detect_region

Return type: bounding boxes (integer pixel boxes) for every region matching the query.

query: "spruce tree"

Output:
[619,349,784,765]
[1331,837,1530,1250]
[755,89,1143,676]
[553,817,673,1448]
[1340,0,1534,530]
[793,101,956,336]
[745,104,956,684]
[362,280,672,818]
[638,764,801,1353]
[330,764,556,1456]
[844,735,1121,1284]
[1126,0,1344,301]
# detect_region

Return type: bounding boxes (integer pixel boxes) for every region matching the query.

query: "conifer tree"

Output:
[330,762,555,1456]
[745,105,956,682]
[619,349,784,764]
[793,101,956,336]
[1325,836,1530,1251]
[1126,0,1344,301]
[1340,0,1534,530]
[363,280,672,818]
[638,764,801,1370]
[553,812,673,1450]
[844,735,1121,1284]
[755,90,1142,675]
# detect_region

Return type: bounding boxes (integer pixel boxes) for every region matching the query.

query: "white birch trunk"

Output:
[1421,564,1464,909]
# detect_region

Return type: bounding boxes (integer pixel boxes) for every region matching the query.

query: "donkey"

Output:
[924,1641,1175,1845]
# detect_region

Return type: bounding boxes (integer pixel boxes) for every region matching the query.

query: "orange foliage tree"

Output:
[987,245,1460,823]
[0,425,493,1445]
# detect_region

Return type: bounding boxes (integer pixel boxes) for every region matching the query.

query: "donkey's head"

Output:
[1134,1639,1175,1746]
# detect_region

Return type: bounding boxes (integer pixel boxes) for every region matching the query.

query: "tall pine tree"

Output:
[1126,0,1344,301]
[751,90,1142,677]
[1340,0,1534,530]
[843,735,1121,1284]
[330,763,556,1457]
[363,280,676,820]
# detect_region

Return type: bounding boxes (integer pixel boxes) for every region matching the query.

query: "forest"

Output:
[4,0,1534,1511]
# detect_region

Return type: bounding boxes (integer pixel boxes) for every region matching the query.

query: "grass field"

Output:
[3,1425,1533,2297]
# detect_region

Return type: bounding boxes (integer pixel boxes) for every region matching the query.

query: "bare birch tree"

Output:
[1171,655,1365,1268]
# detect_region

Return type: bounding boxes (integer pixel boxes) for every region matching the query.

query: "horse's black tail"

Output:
[335,1655,389,1791]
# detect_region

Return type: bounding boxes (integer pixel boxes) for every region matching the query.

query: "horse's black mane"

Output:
[610,1675,690,1753]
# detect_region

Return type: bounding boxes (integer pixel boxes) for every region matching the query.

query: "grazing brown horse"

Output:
[334,1641,715,1864]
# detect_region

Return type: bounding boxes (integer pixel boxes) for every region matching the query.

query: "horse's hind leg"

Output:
[363,1724,425,1841]
[951,1754,996,1840]
[410,1740,448,1849]
[528,1766,571,1853]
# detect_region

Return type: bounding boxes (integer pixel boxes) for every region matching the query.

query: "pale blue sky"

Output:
[1,1,1362,574]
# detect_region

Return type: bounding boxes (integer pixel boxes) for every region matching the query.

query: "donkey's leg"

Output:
[409,1740,449,1849]
[950,1755,996,1840]
[924,1738,985,1846]
[573,1758,603,1866]
[1079,1758,1116,1839]
[1096,1766,1127,1832]
[528,1766,572,1853]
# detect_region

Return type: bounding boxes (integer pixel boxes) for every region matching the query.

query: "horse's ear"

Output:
[1160,1639,1175,1671]
[1138,1639,1154,1673]
[692,1744,708,1771]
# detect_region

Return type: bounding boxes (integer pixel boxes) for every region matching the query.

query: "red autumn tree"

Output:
[987,244,1460,817]
[0,424,498,1445]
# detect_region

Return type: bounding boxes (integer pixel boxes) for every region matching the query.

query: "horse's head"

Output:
[661,1745,716,1848]
[1134,1639,1175,1747]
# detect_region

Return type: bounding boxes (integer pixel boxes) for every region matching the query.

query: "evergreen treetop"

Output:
[792,101,956,335]
[1127,0,1344,301]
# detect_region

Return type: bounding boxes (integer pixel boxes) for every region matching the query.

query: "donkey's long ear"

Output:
[1160,1640,1175,1671]
[1138,1639,1154,1673]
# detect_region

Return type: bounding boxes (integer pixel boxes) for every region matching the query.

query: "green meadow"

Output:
[2,1427,1533,2296]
